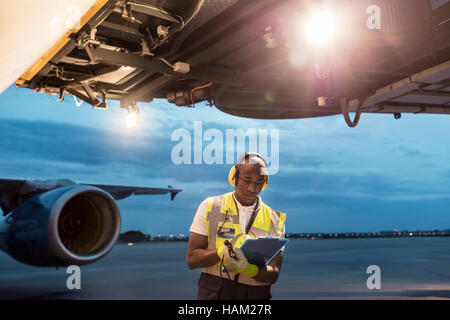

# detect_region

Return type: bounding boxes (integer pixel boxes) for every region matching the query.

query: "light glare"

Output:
[49,17,61,27]
[120,65,134,71]
[126,111,139,128]
[305,12,336,45]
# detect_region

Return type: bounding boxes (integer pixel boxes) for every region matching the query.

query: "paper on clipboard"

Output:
[240,237,289,266]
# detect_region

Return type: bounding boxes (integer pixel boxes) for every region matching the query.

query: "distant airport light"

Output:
[304,11,336,46]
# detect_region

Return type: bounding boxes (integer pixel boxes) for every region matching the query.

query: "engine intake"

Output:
[0,185,121,267]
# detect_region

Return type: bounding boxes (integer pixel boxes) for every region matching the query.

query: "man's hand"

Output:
[217,245,237,267]
[219,245,241,268]
[222,247,259,277]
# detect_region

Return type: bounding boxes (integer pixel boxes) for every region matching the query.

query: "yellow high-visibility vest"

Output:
[202,192,286,286]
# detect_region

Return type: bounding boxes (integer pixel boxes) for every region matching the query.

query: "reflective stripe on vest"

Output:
[202,192,286,286]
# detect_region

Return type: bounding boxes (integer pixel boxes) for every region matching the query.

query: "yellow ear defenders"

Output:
[228,152,268,190]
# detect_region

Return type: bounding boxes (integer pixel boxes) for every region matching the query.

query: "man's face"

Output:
[234,161,267,206]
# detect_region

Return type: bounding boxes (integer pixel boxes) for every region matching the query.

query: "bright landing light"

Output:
[126,110,140,128]
[304,12,336,46]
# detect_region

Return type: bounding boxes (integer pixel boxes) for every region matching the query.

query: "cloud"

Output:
[0,119,169,172]
[390,145,426,157]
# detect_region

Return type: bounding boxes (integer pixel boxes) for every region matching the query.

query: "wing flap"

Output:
[86,184,183,201]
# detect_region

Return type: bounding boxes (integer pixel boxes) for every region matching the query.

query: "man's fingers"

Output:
[222,245,239,266]
[234,248,244,258]
[232,248,248,269]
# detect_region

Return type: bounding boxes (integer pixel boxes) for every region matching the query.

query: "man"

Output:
[186,152,286,300]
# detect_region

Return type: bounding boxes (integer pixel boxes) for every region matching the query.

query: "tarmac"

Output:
[0,237,449,300]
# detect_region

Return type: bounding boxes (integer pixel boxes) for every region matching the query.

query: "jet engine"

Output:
[0,184,121,267]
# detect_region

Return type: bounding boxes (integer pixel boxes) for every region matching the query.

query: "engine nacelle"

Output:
[0,185,121,267]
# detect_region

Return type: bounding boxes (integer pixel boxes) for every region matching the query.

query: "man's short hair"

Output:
[236,152,268,177]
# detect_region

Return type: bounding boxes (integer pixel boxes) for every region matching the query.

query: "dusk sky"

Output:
[0,85,449,236]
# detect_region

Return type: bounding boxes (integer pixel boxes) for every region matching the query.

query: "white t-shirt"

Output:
[189,193,285,237]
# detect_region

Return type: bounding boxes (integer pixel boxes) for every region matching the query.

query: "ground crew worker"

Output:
[186,152,286,300]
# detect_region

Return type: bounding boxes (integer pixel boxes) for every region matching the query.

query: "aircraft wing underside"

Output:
[4,0,450,123]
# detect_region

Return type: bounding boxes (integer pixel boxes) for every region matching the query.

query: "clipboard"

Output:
[240,237,289,266]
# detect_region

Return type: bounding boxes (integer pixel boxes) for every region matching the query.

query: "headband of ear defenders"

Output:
[228,152,268,190]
